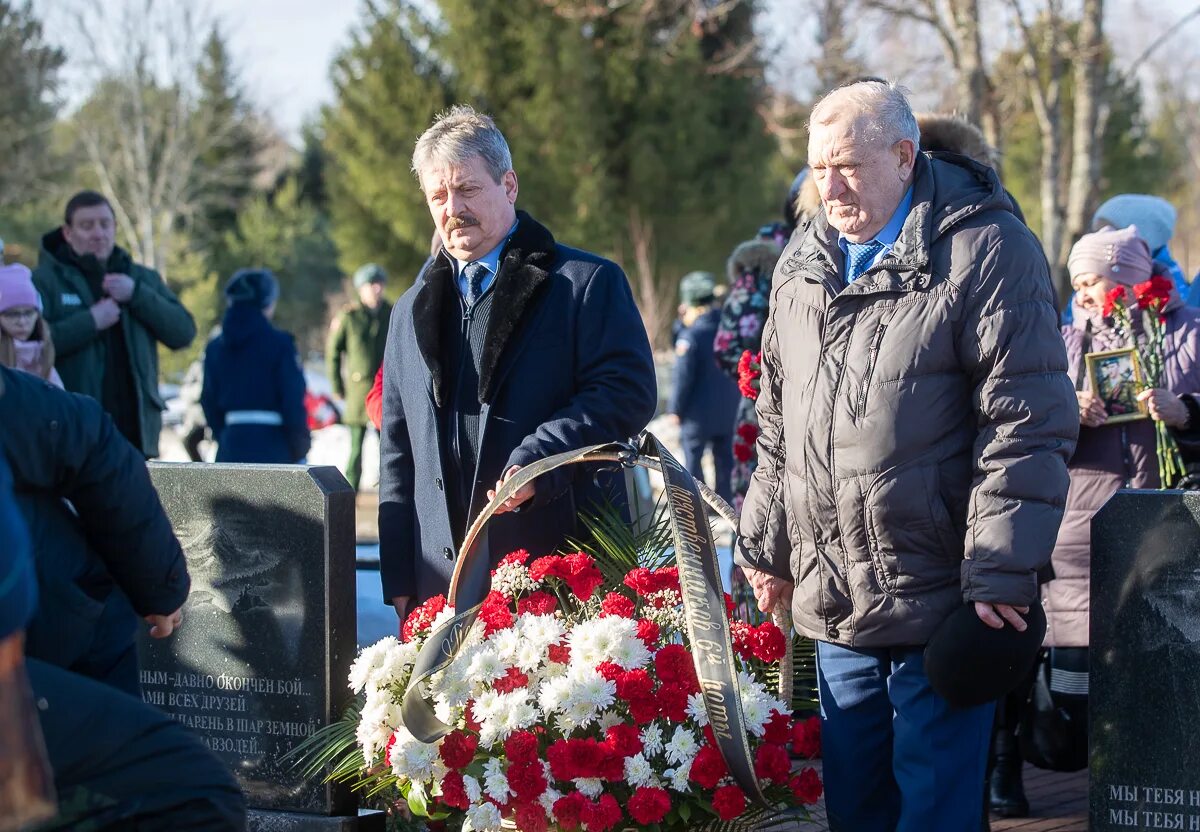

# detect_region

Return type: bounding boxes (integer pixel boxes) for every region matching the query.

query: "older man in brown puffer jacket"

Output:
[736,80,1078,832]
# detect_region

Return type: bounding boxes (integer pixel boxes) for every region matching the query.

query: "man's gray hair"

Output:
[809,80,921,149]
[411,105,513,187]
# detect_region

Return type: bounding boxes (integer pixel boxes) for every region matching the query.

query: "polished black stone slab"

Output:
[248,808,386,831]
[138,464,356,815]
[1090,489,1200,830]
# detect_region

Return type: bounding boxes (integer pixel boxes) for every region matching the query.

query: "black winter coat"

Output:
[668,307,740,437]
[0,367,189,672]
[379,212,657,603]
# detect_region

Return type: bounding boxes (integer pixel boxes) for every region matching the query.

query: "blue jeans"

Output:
[816,641,994,832]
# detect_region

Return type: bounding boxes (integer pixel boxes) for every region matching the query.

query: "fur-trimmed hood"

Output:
[915,112,999,170]
[412,210,556,408]
[726,238,782,283]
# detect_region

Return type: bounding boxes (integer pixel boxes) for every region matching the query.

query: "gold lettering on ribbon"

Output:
[701,679,736,740]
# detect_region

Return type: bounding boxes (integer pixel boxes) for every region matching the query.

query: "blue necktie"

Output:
[846,240,885,283]
[463,261,488,306]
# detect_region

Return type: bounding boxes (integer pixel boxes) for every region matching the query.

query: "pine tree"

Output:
[323,0,457,290]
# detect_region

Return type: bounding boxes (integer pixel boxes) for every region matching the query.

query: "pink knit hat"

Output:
[0,263,41,313]
[1067,225,1153,287]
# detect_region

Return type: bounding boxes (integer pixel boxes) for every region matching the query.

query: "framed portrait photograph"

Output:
[1085,347,1148,424]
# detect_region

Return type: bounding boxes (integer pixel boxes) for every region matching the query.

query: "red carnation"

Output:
[702,724,717,747]
[791,715,821,759]
[737,350,761,400]
[581,794,623,832]
[384,732,398,767]
[628,696,660,724]
[689,744,729,789]
[603,724,643,759]
[438,730,478,770]
[505,731,540,764]
[712,784,747,820]
[657,682,691,722]
[507,759,548,802]
[1103,285,1128,318]
[724,592,736,616]
[598,747,625,781]
[733,441,754,463]
[754,742,792,783]
[517,591,558,617]
[597,661,624,682]
[499,549,532,568]
[1134,275,1174,312]
[440,770,470,810]
[553,792,588,831]
[513,801,549,832]
[547,738,605,781]
[623,567,654,596]
[762,710,793,745]
[627,786,672,824]
[479,590,514,636]
[562,552,604,601]
[752,622,788,663]
[529,555,567,583]
[736,421,759,443]
[493,667,530,693]
[547,641,571,664]
[600,592,636,618]
[655,644,699,690]
[731,621,755,661]
[614,668,653,701]
[401,594,448,642]
[636,618,660,649]
[464,701,481,733]
[652,567,681,594]
[790,766,824,804]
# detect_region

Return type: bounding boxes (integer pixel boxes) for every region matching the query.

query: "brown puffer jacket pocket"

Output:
[863,462,962,596]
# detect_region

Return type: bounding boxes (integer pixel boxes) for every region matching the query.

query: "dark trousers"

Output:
[817,642,994,832]
[346,423,368,492]
[28,658,246,831]
[679,424,733,504]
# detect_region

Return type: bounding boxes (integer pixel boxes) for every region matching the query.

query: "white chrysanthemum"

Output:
[598,710,623,731]
[430,604,458,632]
[483,758,512,803]
[540,787,563,816]
[519,613,566,650]
[472,690,504,723]
[573,778,604,799]
[432,670,472,711]
[624,753,656,788]
[463,774,483,804]
[664,725,700,766]
[514,640,546,674]
[356,689,404,764]
[389,726,443,781]
[607,634,652,670]
[465,801,503,831]
[640,723,665,757]
[489,627,523,664]
[567,666,617,710]
[568,617,639,667]
[349,637,399,693]
[667,759,693,793]
[375,640,420,687]
[477,690,538,748]
[686,692,709,727]
[538,675,572,713]
[467,649,506,685]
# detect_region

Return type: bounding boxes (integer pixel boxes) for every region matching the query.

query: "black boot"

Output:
[989,729,1030,818]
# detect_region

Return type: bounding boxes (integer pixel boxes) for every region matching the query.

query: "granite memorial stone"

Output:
[137,463,364,825]
[1091,489,1200,830]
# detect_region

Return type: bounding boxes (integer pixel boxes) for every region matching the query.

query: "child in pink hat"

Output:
[0,255,63,388]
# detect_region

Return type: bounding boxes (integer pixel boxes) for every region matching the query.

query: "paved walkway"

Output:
[791,763,1087,831]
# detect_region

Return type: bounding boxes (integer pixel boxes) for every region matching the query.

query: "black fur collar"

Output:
[412,211,557,407]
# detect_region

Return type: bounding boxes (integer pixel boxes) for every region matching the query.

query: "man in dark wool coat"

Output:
[379,106,657,619]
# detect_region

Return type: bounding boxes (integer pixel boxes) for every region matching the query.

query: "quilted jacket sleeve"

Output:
[957,222,1079,606]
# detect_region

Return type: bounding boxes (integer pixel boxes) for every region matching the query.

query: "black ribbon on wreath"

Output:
[398,431,781,810]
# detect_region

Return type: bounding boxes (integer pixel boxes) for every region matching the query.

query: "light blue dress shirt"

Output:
[837,186,915,275]
[452,220,520,299]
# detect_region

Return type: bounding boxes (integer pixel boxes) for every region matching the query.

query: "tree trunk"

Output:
[1063,0,1105,265]
[949,0,987,128]
[626,207,670,351]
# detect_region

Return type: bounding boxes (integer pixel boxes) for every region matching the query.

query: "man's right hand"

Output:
[740,566,793,614]
[90,298,121,331]
[392,595,411,622]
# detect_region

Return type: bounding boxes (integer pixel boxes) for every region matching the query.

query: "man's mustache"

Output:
[445,215,479,231]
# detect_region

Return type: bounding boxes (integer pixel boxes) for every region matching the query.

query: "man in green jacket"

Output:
[32,190,196,458]
[326,263,391,491]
